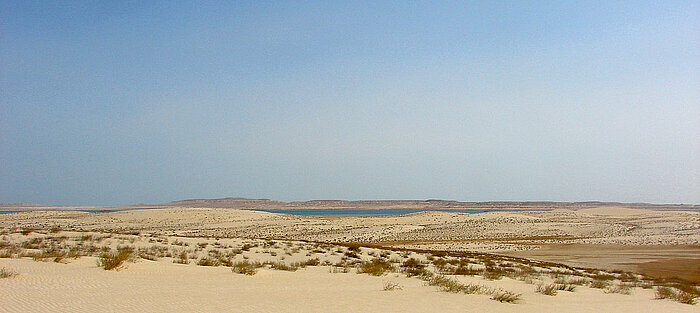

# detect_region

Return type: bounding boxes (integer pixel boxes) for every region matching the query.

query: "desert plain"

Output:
[0,199,698,312]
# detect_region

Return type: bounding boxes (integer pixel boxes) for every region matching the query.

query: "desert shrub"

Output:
[553,277,568,284]
[559,284,577,292]
[173,251,189,264]
[138,250,159,261]
[301,258,320,267]
[424,273,520,302]
[482,259,496,267]
[517,276,536,285]
[617,272,640,282]
[218,256,234,267]
[344,251,360,259]
[329,266,350,273]
[432,258,448,271]
[605,284,631,295]
[404,266,430,277]
[549,280,577,291]
[427,275,486,294]
[0,267,18,278]
[453,266,481,276]
[268,262,298,271]
[206,249,237,267]
[674,291,699,305]
[97,247,134,270]
[357,259,394,276]
[346,244,362,252]
[589,280,611,289]
[66,247,83,259]
[655,286,675,299]
[655,287,698,305]
[197,256,221,267]
[592,273,615,281]
[232,261,261,275]
[567,278,588,286]
[667,282,700,297]
[383,281,403,291]
[401,257,427,277]
[482,268,505,280]
[536,284,558,296]
[21,237,44,249]
[402,258,423,269]
[32,247,66,262]
[0,249,14,258]
[491,290,520,303]
[427,275,468,293]
[636,280,654,289]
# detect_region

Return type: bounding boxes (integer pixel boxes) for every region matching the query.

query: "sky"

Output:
[1,1,699,206]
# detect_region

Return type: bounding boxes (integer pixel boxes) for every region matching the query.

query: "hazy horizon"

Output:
[3,196,700,208]
[2,1,699,206]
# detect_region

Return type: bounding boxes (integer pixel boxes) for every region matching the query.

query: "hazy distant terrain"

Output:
[1,197,698,212]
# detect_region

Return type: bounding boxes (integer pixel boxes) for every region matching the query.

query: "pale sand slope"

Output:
[1,207,697,247]
[1,207,698,282]
[0,257,693,313]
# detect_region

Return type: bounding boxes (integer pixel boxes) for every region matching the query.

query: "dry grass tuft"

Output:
[97,246,134,270]
[491,290,520,303]
[196,256,221,267]
[536,283,558,296]
[357,259,394,276]
[452,266,481,276]
[267,262,298,271]
[605,284,632,295]
[383,281,403,291]
[424,274,520,303]
[589,279,611,289]
[0,267,18,278]
[300,258,320,267]
[173,251,189,264]
[655,286,698,305]
[401,257,428,277]
[232,261,261,275]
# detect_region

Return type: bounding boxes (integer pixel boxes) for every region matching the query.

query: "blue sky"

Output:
[1,1,698,206]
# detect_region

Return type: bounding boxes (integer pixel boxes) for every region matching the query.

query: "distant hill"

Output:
[2,198,697,211]
[154,198,700,211]
[0,203,47,208]
[163,197,285,208]
[0,203,97,211]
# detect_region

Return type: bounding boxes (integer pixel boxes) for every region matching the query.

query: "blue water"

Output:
[250,208,537,216]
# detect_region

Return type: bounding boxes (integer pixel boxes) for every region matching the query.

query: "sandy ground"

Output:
[0,231,696,313]
[0,206,698,311]
[2,207,697,246]
[1,206,697,278]
[503,244,700,283]
[0,258,692,313]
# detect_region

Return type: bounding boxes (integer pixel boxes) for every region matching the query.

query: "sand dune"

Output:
[1,206,698,311]
[1,231,696,312]
[0,257,692,313]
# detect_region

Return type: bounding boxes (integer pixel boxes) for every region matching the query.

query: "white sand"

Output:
[0,256,694,313]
